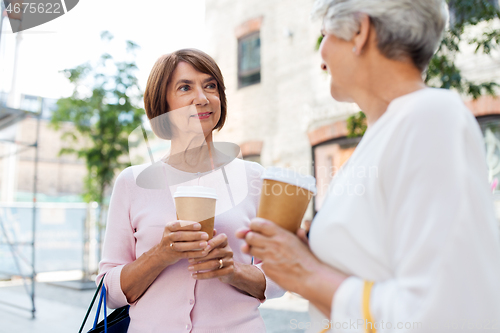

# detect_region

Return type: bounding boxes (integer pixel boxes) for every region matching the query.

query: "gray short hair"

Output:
[311,0,449,71]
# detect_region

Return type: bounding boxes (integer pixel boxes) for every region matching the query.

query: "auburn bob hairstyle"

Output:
[143,49,227,136]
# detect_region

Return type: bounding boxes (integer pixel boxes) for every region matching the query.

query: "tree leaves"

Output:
[346,111,367,138]
[50,34,144,206]
[425,0,500,99]
[342,0,500,138]
[471,29,500,54]
[315,1,500,102]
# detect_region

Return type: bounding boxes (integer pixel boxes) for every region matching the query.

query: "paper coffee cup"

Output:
[257,167,317,233]
[173,186,217,239]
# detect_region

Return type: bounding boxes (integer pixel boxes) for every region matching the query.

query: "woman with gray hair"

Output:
[238,0,500,332]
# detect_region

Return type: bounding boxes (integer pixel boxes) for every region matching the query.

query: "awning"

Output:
[0,105,37,131]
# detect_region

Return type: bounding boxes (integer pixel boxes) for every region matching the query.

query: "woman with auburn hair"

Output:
[97,49,283,332]
[238,1,500,332]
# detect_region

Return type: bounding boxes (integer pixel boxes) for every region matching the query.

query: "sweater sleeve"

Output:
[254,260,286,302]
[330,95,500,332]
[96,168,137,309]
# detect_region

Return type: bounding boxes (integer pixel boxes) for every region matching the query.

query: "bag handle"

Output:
[78,275,106,333]
[102,284,108,332]
[92,284,108,332]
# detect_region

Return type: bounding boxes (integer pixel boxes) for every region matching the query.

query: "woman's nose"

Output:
[194,88,209,106]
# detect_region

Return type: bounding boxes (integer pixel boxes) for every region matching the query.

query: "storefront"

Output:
[310,96,500,221]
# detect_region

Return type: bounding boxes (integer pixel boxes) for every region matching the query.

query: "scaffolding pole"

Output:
[30,100,41,318]
[0,106,41,318]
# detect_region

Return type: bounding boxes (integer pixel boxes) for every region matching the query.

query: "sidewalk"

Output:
[0,280,310,333]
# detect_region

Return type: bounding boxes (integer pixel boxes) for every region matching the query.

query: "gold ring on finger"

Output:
[170,243,174,249]
[218,259,223,269]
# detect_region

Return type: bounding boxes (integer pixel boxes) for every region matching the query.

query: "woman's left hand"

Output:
[235,218,324,294]
[188,229,236,284]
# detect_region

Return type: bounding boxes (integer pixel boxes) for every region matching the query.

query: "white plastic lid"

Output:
[262,167,317,195]
[173,186,218,199]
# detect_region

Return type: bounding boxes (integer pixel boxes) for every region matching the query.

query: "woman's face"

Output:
[166,61,221,138]
[319,29,357,102]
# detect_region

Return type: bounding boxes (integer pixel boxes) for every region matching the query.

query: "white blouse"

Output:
[309,88,500,333]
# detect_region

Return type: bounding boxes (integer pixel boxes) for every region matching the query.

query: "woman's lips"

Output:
[191,112,213,120]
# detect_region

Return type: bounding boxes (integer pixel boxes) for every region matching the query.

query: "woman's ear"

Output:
[352,14,371,56]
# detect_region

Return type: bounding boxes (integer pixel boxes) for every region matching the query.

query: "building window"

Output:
[240,140,263,164]
[243,154,261,164]
[478,115,500,192]
[238,32,261,88]
[312,137,361,213]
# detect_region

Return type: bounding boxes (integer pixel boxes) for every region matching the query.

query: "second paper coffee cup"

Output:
[257,167,317,233]
[173,186,217,239]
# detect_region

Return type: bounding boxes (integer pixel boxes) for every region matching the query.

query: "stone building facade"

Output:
[206,0,500,218]
[206,0,359,217]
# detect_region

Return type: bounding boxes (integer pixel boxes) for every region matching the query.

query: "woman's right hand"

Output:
[120,220,209,303]
[160,220,210,266]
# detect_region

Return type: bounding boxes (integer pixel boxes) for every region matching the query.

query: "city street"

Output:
[0,279,310,333]
[1,0,499,332]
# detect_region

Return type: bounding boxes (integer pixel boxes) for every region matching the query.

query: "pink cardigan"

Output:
[97,159,284,333]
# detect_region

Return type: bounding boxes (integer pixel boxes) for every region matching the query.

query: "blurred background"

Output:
[0,0,499,332]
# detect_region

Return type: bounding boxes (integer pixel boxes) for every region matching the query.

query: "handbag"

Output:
[78,275,130,333]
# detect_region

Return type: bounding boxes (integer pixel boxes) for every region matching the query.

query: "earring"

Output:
[352,46,357,53]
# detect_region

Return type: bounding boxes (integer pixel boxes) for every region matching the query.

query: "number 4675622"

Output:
[5,2,61,15]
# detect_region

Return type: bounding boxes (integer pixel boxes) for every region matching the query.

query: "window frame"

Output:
[311,136,361,214]
[237,31,261,88]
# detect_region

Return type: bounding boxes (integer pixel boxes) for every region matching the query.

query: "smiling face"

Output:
[319,30,358,102]
[166,61,221,138]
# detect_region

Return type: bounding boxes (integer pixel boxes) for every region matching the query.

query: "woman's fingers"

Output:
[244,230,272,249]
[247,245,266,260]
[190,257,234,280]
[188,248,221,262]
[180,250,212,259]
[240,242,251,255]
[170,240,208,252]
[249,218,278,237]
[235,227,251,239]
[166,220,201,232]
[188,257,231,272]
[237,219,279,254]
[241,222,297,262]
[296,228,309,245]
[205,233,228,252]
[238,228,273,255]
[188,245,233,263]
[192,266,234,280]
[169,231,209,242]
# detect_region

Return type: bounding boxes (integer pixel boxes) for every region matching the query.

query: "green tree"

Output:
[316,1,500,137]
[50,32,144,258]
[425,0,500,98]
[346,111,367,138]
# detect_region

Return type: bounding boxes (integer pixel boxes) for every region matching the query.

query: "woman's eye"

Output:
[206,83,216,89]
[179,85,190,92]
